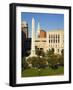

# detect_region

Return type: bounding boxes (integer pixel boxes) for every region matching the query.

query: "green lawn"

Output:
[21,67,64,77]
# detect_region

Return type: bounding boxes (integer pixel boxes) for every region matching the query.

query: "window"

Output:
[49,34,50,38]
[40,48,43,50]
[49,40,50,43]
[42,40,46,42]
[63,40,64,43]
[56,45,57,47]
[51,35,52,38]
[56,40,57,43]
[35,46,37,49]
[58,34,59,38]
[58,34,60,43]
[56,34,57,38]
[35,40,40,42]
[57,49,59,52]
[51,40,52,43]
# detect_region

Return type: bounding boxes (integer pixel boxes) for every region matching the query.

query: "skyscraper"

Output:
[21,21,28,38]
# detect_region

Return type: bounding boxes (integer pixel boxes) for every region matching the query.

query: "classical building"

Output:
[35,30,64,54]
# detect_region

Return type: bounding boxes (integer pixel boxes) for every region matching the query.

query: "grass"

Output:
[21,67,64,77]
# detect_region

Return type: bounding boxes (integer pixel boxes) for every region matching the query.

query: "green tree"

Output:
[46,50,61,69]
[46,48,54,57]
[27,57,48,68]
[61,49,64,55]
[58,54,64,65]
[36,49,45,57]
[38,57,48,68]
[22,57,29,71]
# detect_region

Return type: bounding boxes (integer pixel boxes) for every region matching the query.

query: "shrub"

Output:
[22,57,29,71]
[36,49,45,57]
[27,57,48,68]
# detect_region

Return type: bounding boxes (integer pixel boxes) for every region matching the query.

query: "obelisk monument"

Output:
[29,17,37,57]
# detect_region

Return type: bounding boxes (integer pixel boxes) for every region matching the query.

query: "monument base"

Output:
[26,50,37,59]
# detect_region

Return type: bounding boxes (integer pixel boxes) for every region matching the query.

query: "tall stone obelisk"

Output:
[37,22,40,38]
[29,17,37,57]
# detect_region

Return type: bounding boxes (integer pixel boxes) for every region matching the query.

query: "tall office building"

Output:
[21,21,28,38]
[21,21,28,57]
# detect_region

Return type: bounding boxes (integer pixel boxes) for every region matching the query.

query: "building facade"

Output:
[21,21,28,38]
[39,30,46,38]
[35,30,64,54]
[21,21,29,57]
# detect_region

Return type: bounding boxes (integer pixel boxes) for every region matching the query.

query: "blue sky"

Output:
[21,12,64,37]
